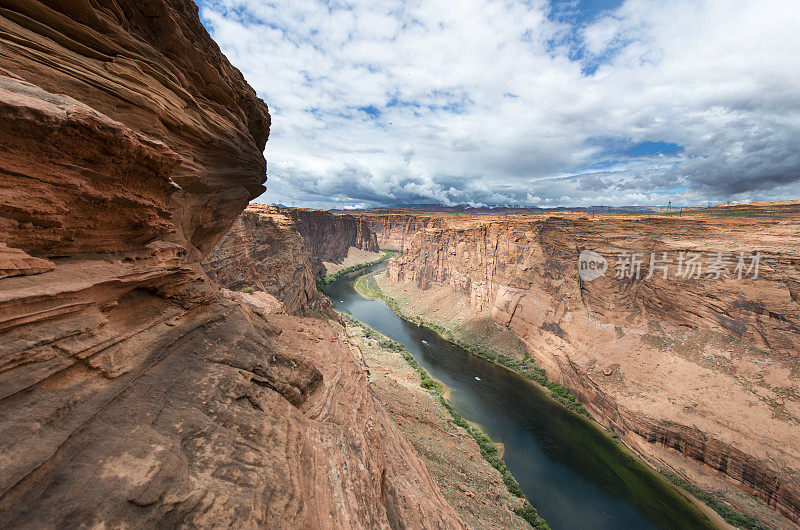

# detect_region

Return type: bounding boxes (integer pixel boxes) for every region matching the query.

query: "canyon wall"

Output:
[282,207,379,274]
[202,205,332,315]
[0,0,270,260]
[202,204,380,315]
[0,2,462,527]
[360,212,445,251]
[371,208,800,523]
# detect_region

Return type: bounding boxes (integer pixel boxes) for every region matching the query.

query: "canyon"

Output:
[339,314,531,530]
[357,204,800,526]
[1,0,797,528]
[202,205,377,316]
[0,1,463,527]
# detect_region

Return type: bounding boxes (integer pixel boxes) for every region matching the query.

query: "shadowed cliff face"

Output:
[202,205,334,316]
[202,205,380,315]
[282,206,379,275]
[368,206,800,523]
[0,2,463,527]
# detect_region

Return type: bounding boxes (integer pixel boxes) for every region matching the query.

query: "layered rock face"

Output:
[360,212,444,251]
[202,204,380,314]
[0,0,270,259]
[0,2,462,527]
[279,207,379,275]
[376,207,800,523]
[202,205,333,315]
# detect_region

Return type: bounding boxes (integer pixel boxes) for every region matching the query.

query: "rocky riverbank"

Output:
[357,204,800,528]
[338,314,543,529]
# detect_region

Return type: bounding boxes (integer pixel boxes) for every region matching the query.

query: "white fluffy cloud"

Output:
[199,0,800,208]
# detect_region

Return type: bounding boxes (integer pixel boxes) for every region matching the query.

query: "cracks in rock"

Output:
[0,304,235,504]
[235,394,263,411]
[208,353,323,411]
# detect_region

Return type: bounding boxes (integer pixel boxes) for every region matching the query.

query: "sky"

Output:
[197,0,800,209]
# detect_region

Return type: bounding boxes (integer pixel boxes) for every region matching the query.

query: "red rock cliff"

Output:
[0,0,270,260]
[360,212,444,251]
[202,205,335,315]
[280,206,379,274]
[202,205,380,315]
[0,2,463,527]
[374,207,800,523]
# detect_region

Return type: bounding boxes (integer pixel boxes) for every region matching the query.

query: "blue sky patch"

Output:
[628,141,684,156]
[196,0,799,208]
[358,105,381,118]
[549,0,625,25]
[588,136,684,158]
[546,0,626,75]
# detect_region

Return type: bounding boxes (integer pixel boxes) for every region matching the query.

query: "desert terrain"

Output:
[1,0,797,528]
[0,2,463,527]
[354,202,800,526]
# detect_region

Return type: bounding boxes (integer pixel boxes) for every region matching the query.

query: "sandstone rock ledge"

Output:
[0,1,463,527]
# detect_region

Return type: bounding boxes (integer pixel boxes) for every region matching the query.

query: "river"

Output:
[324,264,716,529]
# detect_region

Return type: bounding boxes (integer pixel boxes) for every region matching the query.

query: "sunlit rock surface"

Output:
[364,204,800,523]
[0,1,463,527]
[202,204,379,316]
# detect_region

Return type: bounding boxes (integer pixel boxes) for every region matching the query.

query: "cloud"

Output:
[198,0,800,208]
